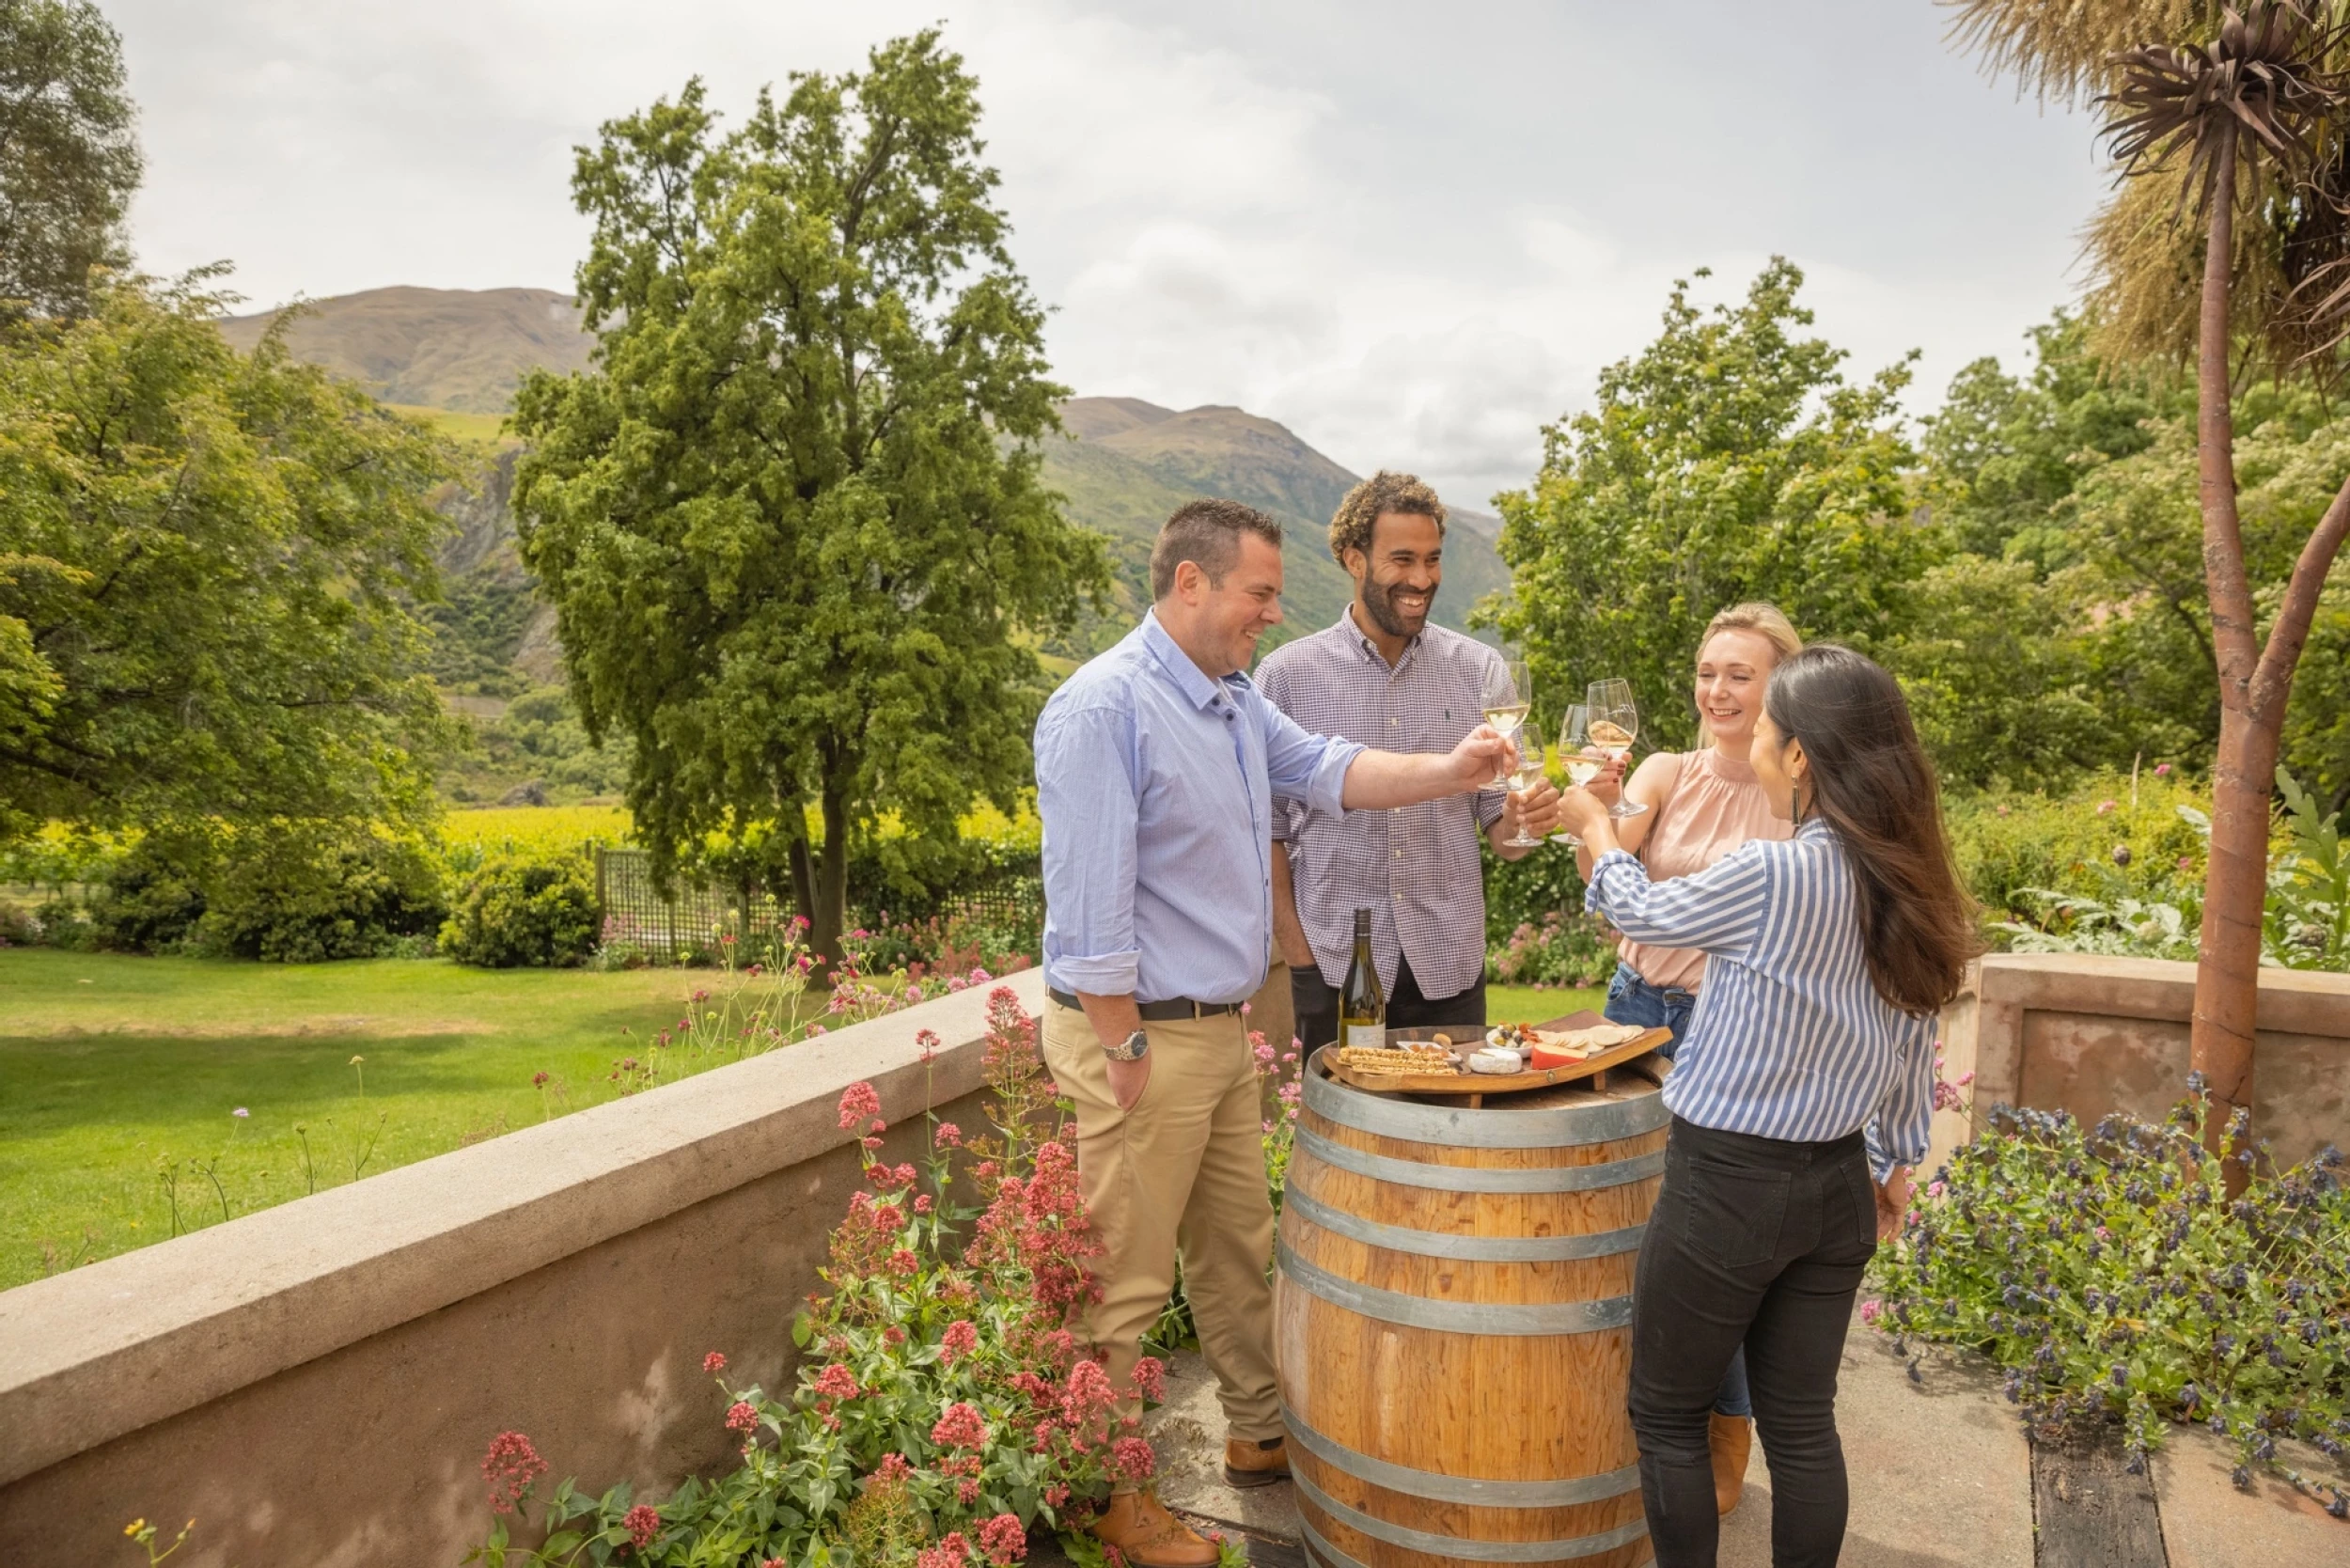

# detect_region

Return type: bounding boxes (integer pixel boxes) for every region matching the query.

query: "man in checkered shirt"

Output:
[1260,472,1560,1051]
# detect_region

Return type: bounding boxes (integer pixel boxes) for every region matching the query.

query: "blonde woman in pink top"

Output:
[1577,601,1801,1518]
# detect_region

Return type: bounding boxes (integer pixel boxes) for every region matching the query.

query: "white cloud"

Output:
[107,0,2105,508]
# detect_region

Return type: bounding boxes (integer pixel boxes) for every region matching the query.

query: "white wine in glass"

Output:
[1553,703,1598,846]
[1479,656,1530,792]
[1503,745,1547,848]
[1587,678,1649,820]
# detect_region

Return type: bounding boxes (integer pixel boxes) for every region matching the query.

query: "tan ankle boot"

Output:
[1223,1435,1291,1488]
[1089,1491,1219,1568]
[1710,1413,1753,1514]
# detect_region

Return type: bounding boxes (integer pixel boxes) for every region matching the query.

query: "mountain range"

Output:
[215,286,1514,688]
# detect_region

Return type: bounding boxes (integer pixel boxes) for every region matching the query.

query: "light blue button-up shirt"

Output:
[1037,611,1364,1005]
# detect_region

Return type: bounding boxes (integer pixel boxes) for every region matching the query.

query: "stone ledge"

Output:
[0,967,1046,1487]
[1973,952,2349,1038]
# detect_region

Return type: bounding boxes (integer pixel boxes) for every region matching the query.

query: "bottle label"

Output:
[1344,1022,1384,1050]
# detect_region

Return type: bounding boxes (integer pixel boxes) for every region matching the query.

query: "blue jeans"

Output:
[1605,963,1754,1421]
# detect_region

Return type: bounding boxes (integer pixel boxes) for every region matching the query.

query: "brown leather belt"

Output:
[1047,988,1245,1020]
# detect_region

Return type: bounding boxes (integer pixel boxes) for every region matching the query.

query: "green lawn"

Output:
[1488,984,1607,1025]
[0,949,815,1292]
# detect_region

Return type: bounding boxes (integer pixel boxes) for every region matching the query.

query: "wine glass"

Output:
[1552,703,1600,847]
[1502,729,1548,848]
[1587,679,1649,819]
[1479,656,1531,793]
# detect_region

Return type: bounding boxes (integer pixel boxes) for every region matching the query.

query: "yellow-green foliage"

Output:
[438,805,633,865]
[1948,770,2211,921]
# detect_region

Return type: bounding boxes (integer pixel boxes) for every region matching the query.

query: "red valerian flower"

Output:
[887,1247,920,1278]
[958,1478,981,1504]
[933,1120,962,1147]
[915,1194,933,1215]
[918,1532,974,1568]
[979,1512,1029,1565]
[940,1318,979,1366]
[1130,1356,1167,1402]
[623,1503,661,1548]
[876,1451,914,1482]
[701,1351,728,1374]
[726,1401,760,1433]
[480,1429,548,1515]
[1043,1484,1070,1508]
[814,1362,859,1400]
[932,1401,990,1449]
[1110,1436,1156,1481]
[838,1082,883,1130]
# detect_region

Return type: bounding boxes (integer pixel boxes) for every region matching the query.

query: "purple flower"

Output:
[231,1107,249,1118]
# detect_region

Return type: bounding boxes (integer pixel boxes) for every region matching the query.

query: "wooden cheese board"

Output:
[1318,1011,1670,1106]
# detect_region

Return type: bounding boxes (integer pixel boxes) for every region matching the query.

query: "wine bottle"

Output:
[1339,907,1385,1050]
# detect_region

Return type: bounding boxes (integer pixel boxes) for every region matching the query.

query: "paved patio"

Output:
[1130,1312,2350,1567]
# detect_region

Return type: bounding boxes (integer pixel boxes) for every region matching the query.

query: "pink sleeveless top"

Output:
[1615,747,1792,992]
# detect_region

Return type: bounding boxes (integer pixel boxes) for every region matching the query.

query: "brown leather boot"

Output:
[1089,1491,1219,1568]
[1710,1412,1753,1514]
[1223,1435,1292,1488]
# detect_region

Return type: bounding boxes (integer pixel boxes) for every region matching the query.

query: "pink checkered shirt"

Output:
[1256,608,1505,998]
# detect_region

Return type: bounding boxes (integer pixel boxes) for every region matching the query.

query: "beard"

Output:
[1361,574,1437,639]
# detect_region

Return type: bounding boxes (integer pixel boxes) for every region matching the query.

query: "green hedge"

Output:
[439,849,602,967]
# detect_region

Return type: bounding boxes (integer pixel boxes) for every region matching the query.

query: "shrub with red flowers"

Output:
[466,988,1170,1568]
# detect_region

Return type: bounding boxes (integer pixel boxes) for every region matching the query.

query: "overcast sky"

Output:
[110,0,2106,508]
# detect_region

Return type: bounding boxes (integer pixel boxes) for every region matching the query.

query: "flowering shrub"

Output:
[1486,909,1620,988]
[467,988,1168,1568]
[1867,1082,2350,1512]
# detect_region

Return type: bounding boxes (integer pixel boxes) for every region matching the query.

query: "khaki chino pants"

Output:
[1041,1000,1283,1447]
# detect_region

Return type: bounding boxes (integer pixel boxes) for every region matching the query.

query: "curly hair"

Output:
[1328,471,1447,566]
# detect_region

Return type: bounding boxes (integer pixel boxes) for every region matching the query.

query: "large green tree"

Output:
[1494,260,1930,749]
[0,0,139,319]
[0,274,457,847]
[511,33,1107,966]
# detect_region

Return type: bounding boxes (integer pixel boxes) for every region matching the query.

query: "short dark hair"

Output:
[1151,499,1283,600]
[1329,470,1446,566]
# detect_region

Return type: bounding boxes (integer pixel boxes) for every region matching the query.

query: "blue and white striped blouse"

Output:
[1584,817,1936,1182]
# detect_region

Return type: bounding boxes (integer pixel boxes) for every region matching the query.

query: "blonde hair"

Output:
[1699,602,1803,665]
[1696,603,1803,747]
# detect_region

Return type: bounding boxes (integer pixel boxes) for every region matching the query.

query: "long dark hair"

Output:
[1763,645,1980,1015]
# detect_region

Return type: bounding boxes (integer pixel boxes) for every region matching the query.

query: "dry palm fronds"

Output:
[1943,0,2221,103]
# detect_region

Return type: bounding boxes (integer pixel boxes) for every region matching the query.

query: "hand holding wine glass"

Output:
[1587,678,1649,820]
[1552,704,1598,846]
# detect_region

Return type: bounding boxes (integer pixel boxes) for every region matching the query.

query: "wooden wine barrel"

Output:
[1276,1048,1668,1568]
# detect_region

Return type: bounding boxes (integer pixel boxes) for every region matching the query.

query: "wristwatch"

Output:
[1103,1028,1151,1062]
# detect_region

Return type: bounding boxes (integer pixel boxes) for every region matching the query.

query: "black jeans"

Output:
[1628,1117,1878,1568]
[1290,952,1485,1052]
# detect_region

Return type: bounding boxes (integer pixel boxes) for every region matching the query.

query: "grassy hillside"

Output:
[215,287,593,413]
[205,288,1516,792]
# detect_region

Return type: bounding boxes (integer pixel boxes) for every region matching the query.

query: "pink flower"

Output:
[727,1401,760,1433]
[2154,762,2172,776]
[887,1247,920,1277]
[917,1027,943,1061]
[480,1429,548,1515]
[876,1451,914,1482]
[941,1319,979,1366]
[815,1363,859,1400]
[958,1478,982,1505]
[1928,1180,1948,1199]
[623,1503,661,1548]
[1043,1484,1070,1509]
[932,1401,991,1449]
[1858,1299,1882,1326]
[915,1194,933,1215]
[1110,1436,1156,1480]
[862,1137,885,1152]
[979,1513,1029,1565]
[935,1121,962,1148]
[2096,799,2118,815]
[1131,1356,1167,1402]
[838,1082,883,1130]
[702,1351,728,1374]
[919,1533,975,1568]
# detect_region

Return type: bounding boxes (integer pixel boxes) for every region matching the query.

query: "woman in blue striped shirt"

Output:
[1553,644,1979,1568]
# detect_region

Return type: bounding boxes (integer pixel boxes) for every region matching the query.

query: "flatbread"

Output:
[1527,1022,1649,1058]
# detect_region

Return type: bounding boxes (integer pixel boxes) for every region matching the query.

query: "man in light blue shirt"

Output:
[1034,497,1512,1565]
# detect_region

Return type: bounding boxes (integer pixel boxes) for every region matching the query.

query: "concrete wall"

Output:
[1928,953,2349,1178]
[0,968,1048,1568]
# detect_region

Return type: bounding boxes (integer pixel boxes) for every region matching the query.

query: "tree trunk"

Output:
[812,781,852,980]
[2189,120,2265,1162]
